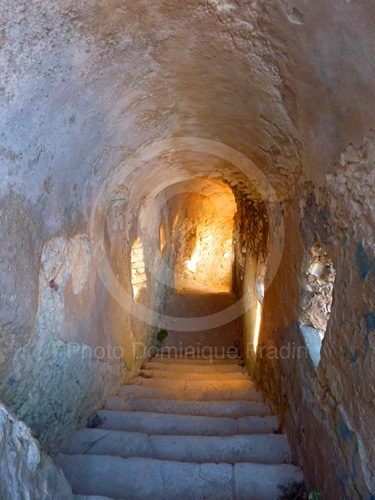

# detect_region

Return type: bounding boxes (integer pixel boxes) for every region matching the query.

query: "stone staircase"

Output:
[56,354,304,499]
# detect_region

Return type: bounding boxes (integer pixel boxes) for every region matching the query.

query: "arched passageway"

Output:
[1,1,375,499]
[165,178,236,294]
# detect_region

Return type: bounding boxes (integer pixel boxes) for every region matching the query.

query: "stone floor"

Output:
[161,292,241,354]
[56,294,304,499]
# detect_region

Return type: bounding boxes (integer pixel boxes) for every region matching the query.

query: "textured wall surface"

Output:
[170,182,235,292]
[299,242,336,335]
[1,0,375,497]
[254,181,375,499]
[0,233,128,453]
[0,402,73,500]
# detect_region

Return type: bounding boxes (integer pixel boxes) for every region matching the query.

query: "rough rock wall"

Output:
[0,145,176,455]
[255,145,375,500]
[0,402,73,500]
[0,233,128,453]
[172,198,234,292]
[158,178,237,293]
[231,192,269,372]
[1,0,375,497]
[299,242,336,336]
[315,132,375,498]
[232,194,269,295]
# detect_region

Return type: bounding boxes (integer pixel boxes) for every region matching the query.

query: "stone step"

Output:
[105,398,272,418]
[57,455,303,500]
[127,377,255,391]
[118,385,264,402]
[90,410,280,435]
[151,355,242,365]
[62,429,291,464]
[143,361,246,373]
[161,342,238,351]
[139,369,250,381]
[75,497,118,500]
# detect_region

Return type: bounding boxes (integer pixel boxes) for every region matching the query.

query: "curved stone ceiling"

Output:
[2,0,375,222]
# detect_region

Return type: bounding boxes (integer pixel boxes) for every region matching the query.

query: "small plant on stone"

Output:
[278,483,322,500]
[308,488,322,500]
[156,328,169,343]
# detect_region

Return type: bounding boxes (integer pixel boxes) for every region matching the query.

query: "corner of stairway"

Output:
[55,354,305,500]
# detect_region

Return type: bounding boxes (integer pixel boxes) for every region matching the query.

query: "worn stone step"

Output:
[62,428,290,464]
[105,398,272,418]
[75,497,118,500]
[152,355,242,365]
[58,456,232,499]
[161,343,238,352]
[160,347,238,353]
[91,410,280,435]
[118,385,264,402]
[144,361,246,373]
[235,463,304,500]
[57,455,303,500]
[139,369,250,381]
[128,377,255,391]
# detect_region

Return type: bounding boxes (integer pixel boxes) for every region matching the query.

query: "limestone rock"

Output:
[0,403,73,500]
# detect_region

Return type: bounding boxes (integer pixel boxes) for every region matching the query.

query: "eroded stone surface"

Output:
[299,242,336,334]
[1,0,375,498]
[0,402,73,500]
[0,234,128,453]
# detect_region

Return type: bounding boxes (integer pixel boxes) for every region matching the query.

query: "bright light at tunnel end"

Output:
[186,253,199,273]
[254,301,262,353]
[89,136,285,331]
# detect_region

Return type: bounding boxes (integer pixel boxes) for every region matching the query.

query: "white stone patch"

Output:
[36,234,92,336]
[2,232,126,453]
[67,235,91,295]
[300,242,336,335]
[41,234,91,296]
[208,0,237,12]
[26,438,40,473]
[281,3,304,25]
[0,403,73,499]
[41,235,67,283]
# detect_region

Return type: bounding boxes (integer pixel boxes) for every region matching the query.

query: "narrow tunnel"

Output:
[166,179,235,294]
[1,1,375,499]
